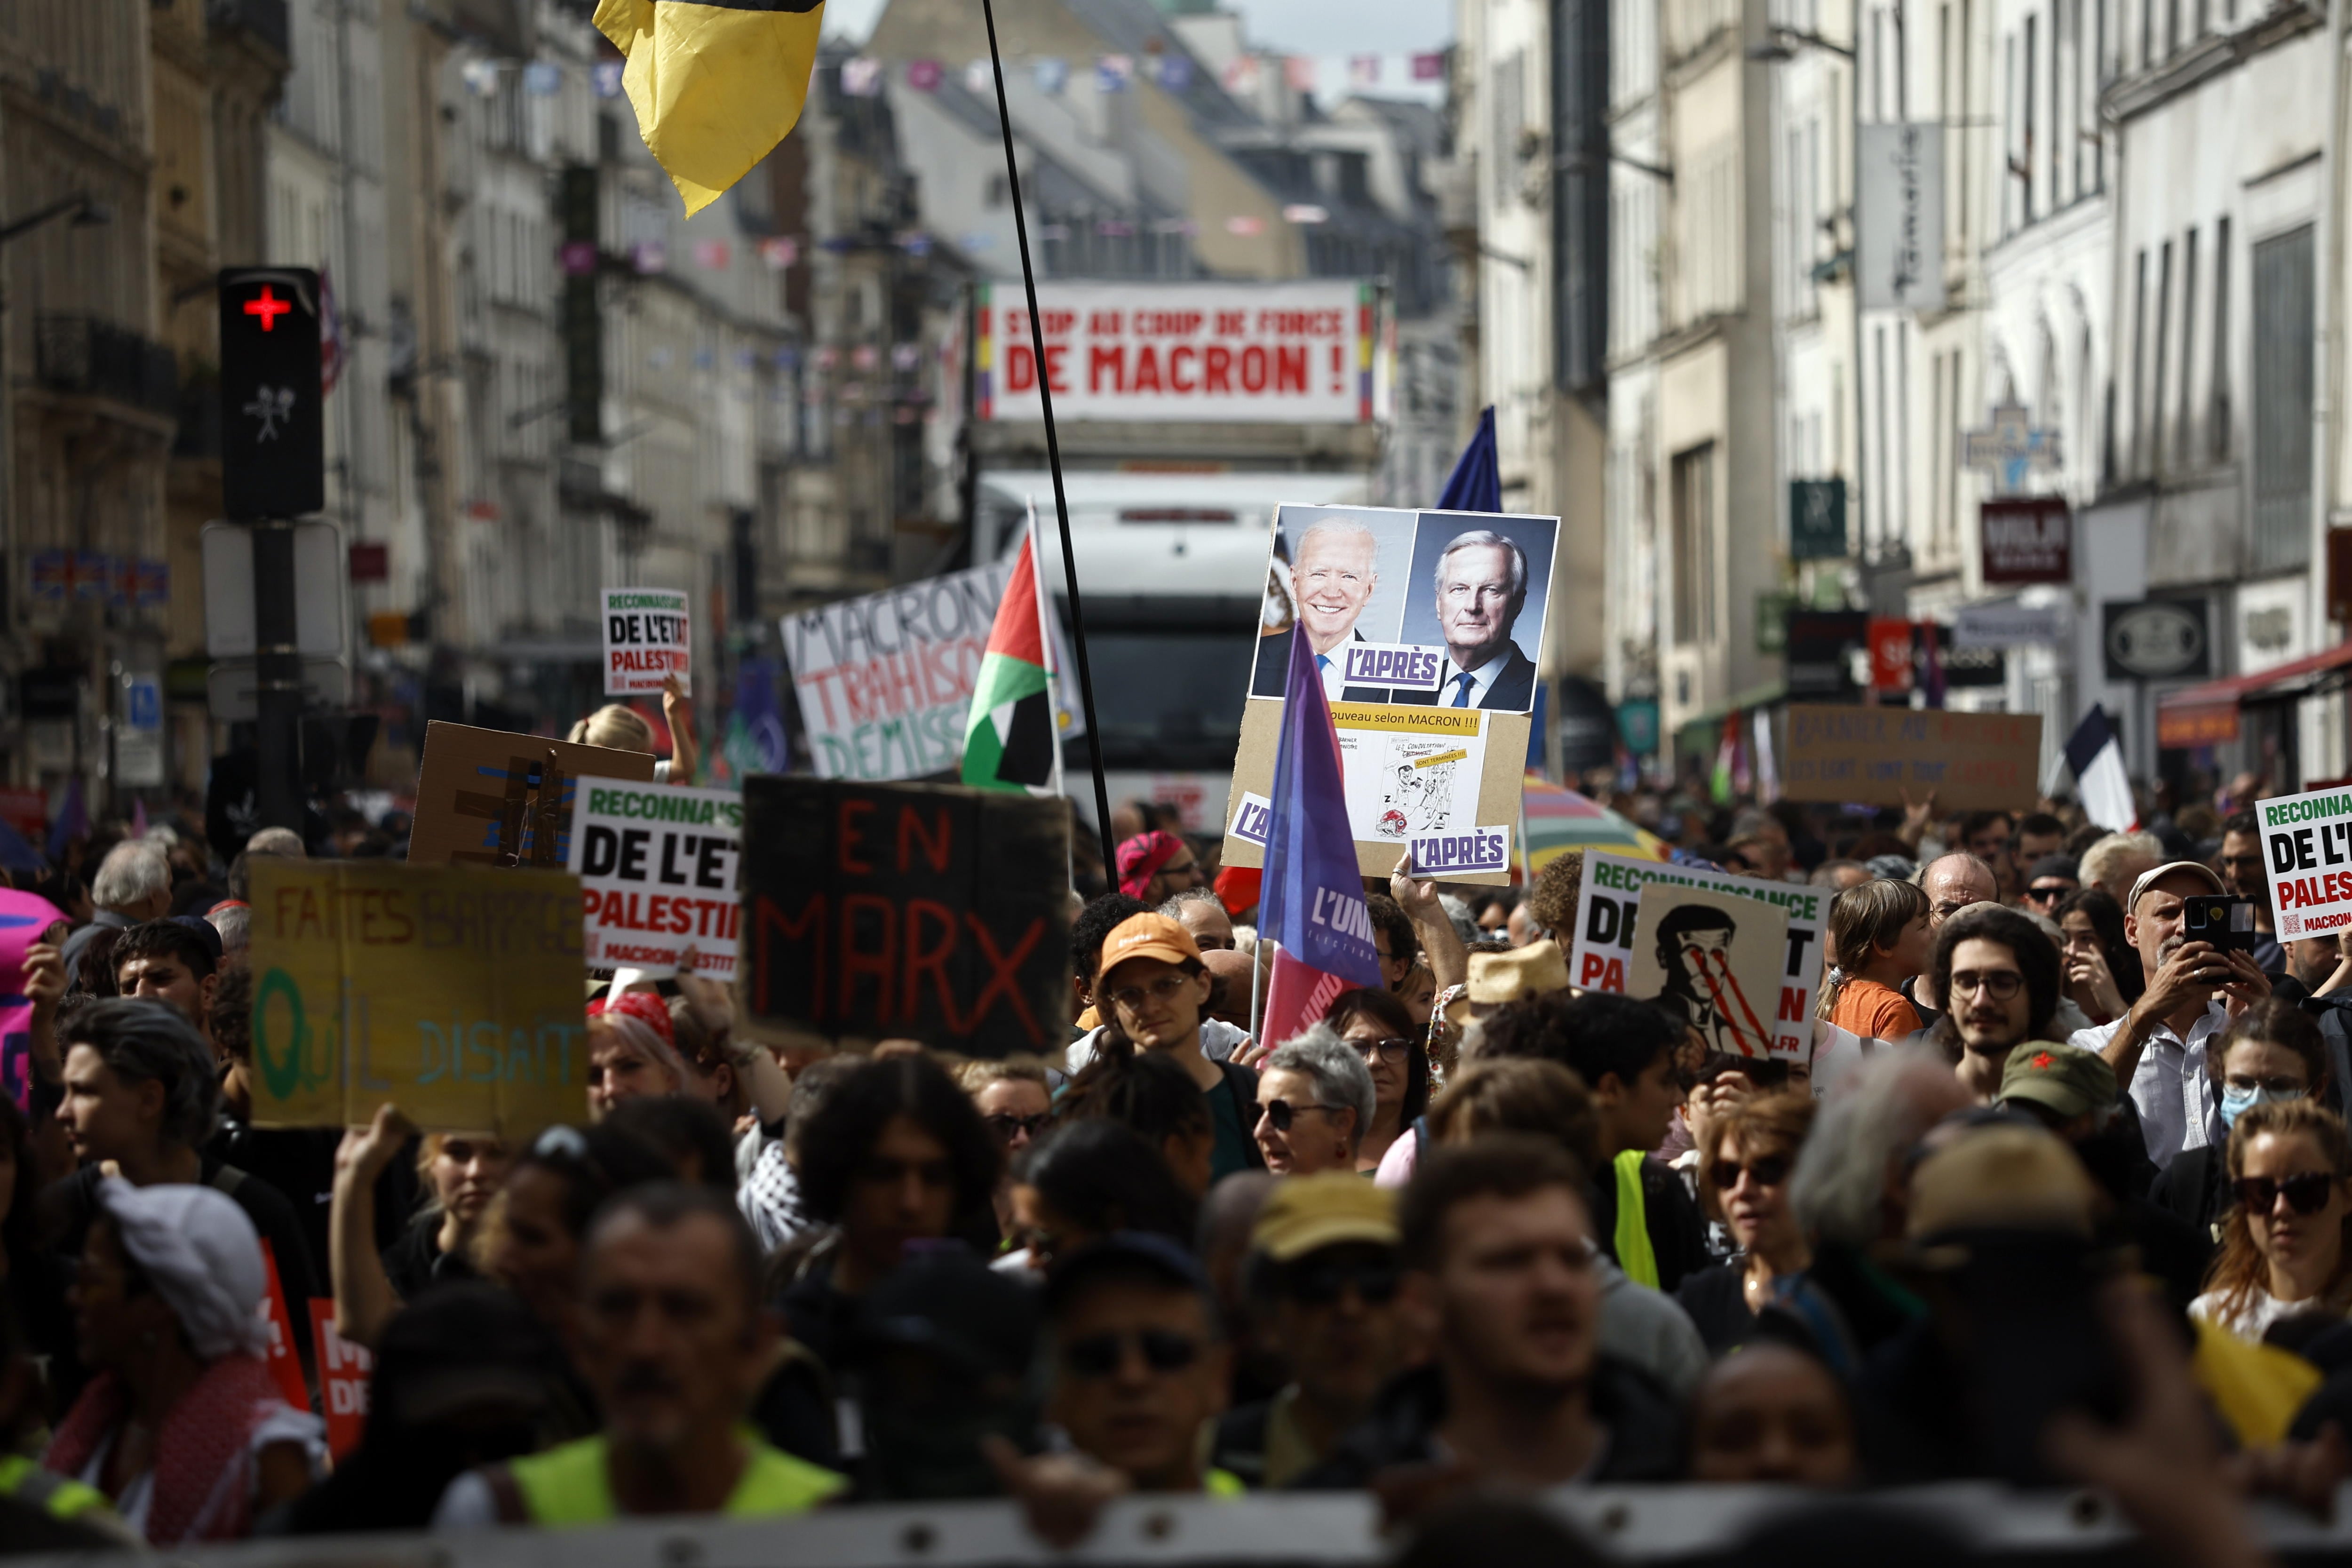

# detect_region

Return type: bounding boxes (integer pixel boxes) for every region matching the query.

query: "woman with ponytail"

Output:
[1818,878,1933,1041]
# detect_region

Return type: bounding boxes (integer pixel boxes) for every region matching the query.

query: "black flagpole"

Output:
[978,0,1117,878]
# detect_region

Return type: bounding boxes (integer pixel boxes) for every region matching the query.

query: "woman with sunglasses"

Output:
[2153,1000,2333,1242]
[1676,1094,1818,1356]
[959,1061,1053,1247]
[1322,988,1430,1173]
[2191,1098,2352,1340]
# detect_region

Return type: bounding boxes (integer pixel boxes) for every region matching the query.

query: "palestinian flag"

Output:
[961,534,1058,792]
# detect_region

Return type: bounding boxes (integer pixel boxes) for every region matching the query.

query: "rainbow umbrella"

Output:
[1519,774,1671,873]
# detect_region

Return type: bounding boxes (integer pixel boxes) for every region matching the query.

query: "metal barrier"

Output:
[18,1485,2352,1567]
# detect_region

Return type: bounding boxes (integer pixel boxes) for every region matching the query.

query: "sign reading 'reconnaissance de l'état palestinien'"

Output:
[2257,786,2352,939]
[566,781,743,979]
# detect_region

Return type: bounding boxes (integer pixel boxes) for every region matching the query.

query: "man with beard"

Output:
[2071,862,2271,1169]
[1925,904,2066,1103]
[435,1185,845,1523]
[1250,521,1398,701]
[1295,1136,1681,1490]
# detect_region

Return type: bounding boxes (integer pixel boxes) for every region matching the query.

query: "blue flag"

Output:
[1259,621,1382,987]
[1437,406,1501,512]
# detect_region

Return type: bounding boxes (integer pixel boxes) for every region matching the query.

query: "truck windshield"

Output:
[1075,627,1257,768]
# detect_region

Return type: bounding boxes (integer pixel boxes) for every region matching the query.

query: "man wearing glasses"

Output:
[2218,810,2288,977]
[1212,1175,1408,1488]
[1925,904,2066,1104]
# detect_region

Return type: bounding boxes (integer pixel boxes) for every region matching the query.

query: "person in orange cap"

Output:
[1094,914,1263,1182]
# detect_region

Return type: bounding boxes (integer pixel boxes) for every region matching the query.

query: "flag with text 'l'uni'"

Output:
[593,0,825,216]
[961,530,1059,794]
[2066,703,2138,832]
[1257,621,1382,1048]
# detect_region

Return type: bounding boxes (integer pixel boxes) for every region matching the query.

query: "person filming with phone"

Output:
[2071,863,2271,1172]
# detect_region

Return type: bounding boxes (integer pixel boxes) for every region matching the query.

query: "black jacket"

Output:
[1389,644,1538,712]
[1289,1358,1684,1489]
[1587,1154,1710,1293]
[1248,629,1397,703]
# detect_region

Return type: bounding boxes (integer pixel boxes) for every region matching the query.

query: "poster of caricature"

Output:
[1332,705,1487,843]
[1624,884,1790,1061]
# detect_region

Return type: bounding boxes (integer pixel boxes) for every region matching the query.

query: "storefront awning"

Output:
[2156,640,2352,747]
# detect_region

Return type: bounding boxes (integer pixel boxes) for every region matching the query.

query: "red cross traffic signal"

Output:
[218,268,324,519]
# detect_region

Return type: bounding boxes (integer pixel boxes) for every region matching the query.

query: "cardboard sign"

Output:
[740,778,1071,1058]
[258,1240,308,1409]
[603,586,691,696]
[566,781,743,978]
[1569,852,1826,1061]
[1228,791,1273,848]
[0,891,65,1108]
[308,1298,373,1459]
[247,859,590,1135]
[1626,884,1789,1060]
[2257,787,2352,939]
[1780,704,2043,812]
[407,720,657,869]
[1407,824,1512,878]
[781,560,1011,782]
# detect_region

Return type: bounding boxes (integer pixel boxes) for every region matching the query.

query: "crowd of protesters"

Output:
[0,761,2349,1567]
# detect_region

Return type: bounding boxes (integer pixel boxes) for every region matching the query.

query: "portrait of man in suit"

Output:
[1415,529,1537,710]
[1248,519,1401,702]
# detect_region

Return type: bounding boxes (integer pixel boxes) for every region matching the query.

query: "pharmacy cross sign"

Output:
[243,286,293,331]
[1961,402,2063,496]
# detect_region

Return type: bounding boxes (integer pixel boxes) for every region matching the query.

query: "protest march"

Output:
[12,9,2352,1565]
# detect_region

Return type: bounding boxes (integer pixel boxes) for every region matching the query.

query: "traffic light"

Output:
[219,267,325,519]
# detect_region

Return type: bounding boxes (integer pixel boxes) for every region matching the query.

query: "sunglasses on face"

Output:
[1708,1154,1792,1191]
[1350,1036,1412,1063]
[1106,973,1195,1012]
[1279,1258,1400,1306]
[1950,969,2025,1001]
[2234,1172,2339,1217]
[2225,1076,2309,1098]
[984,1112,1050,1141]
[1061,1327,1201,1379]
[2025,883,2073,902]
[1259,1098,1337,1133]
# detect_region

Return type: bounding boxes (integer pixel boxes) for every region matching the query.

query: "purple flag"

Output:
[1258,621,1382,987]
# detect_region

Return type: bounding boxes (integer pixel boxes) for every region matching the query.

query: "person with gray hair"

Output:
[63,841,173,988]
[245,826,307,859]
[1160,885,1235,952]
[47,998,324,1308]
[1410,529,1538,710]
[1788,1046,1971,1312]
[1252,1024,1376,1176]
[206,902,251,958]
[2079,830,2165,908]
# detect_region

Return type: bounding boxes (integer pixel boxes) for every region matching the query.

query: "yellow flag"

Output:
[594,0,827,216]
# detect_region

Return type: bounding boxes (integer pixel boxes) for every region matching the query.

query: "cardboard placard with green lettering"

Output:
[740,777,1071,1058]
[247,859,590,1135]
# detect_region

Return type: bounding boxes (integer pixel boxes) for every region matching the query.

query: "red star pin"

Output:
[2032,1051,2055,1070]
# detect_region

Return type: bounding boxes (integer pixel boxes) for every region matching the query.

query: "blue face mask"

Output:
[2220,1083,2307,1129]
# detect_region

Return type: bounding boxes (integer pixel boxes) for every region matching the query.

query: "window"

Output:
[1671,443,1718,645]
[2251,224,2314,570]
[2130,247,2148,475]
[2210,215,2232,459]
[1491,52,1526,206]
[2152,239,2172,470]
[2177,227,2198,461]
[2023,16,2037,222]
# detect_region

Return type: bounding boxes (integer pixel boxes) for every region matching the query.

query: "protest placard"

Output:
[603,586,691,696]
[566,780,742,978]
[781,560,1013,782]
[740,777,1070,1058]
[2255,786,2352,939]
[1779,703,2042,812]
[308,1299,373,1460]
[0,889,65,1108]
[1625,884,1789,1061]
[247,859,589,1134]
[1569,852,1826,1061]
[407,720,657,869]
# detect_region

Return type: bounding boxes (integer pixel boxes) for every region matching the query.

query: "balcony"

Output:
[207,0,290,59]
[34,315,180,419]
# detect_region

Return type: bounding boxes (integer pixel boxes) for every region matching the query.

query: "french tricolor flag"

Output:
[2064,704,2138,832]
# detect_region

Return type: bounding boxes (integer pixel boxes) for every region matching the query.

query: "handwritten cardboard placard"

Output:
[740,777,1070,1058]
[567,780,743,978]
[407,720,656,870]
[247,859,588,1135]
[780,560,1009,782]
[1779,704,2043,813]
[603,586,691,696]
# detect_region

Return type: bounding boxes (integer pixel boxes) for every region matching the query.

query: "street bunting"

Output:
[602,586,691,696]
[1779,704,2043,812]
[2257,787,2352,939]
[566,781,743,979]
[739,778,1070,1058]
[247,860,588,1135]
[1569,852,1824,1061]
